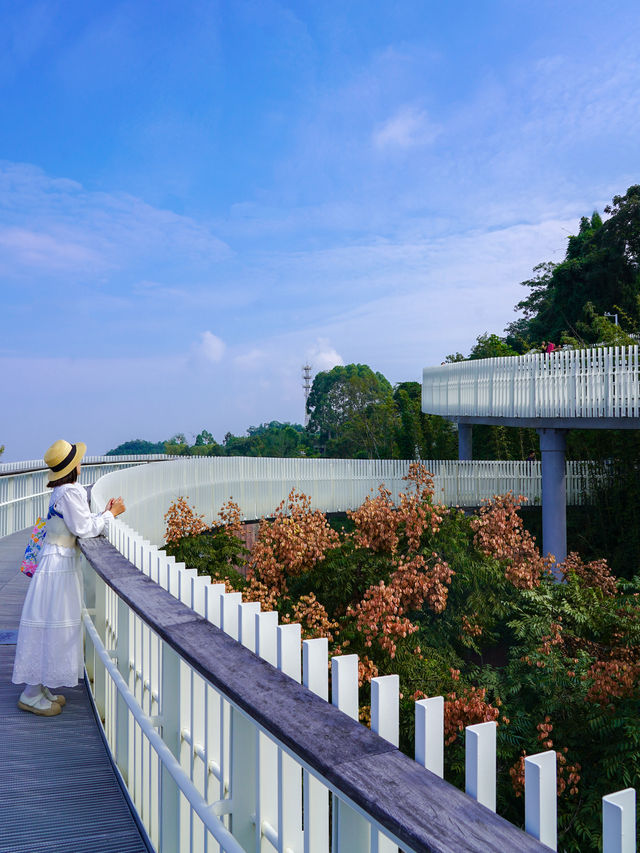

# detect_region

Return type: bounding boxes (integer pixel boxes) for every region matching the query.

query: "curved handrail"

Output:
[0,457,175,538]
[90,456,596,547]
[0,454,177,476]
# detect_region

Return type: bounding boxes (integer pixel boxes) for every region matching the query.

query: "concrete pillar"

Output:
[458,423,472,461]
[537,428,567,577]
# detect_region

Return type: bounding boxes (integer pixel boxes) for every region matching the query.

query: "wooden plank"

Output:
[0,646,150,853]
[0,528,30,631]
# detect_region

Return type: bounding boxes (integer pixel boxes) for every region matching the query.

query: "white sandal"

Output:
[18,691,62,717]
[42,686,66,707]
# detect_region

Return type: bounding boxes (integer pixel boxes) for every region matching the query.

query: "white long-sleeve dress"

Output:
[12,483,113,688]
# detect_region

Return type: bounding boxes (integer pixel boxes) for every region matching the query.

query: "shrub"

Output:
[164,477,640,852]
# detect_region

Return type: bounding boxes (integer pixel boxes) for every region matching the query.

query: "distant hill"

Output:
[106,439,167,456]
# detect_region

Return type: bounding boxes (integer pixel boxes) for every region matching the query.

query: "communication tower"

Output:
[302,364,312,426]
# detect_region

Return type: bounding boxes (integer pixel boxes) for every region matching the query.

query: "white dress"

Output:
[12,483,113,689]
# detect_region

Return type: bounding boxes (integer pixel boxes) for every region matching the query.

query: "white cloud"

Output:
[234,348,265,370]
[306,338,344,373]
[195,331,226,363]
[373,105,439,150]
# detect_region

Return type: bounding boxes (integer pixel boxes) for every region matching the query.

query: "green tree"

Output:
[246,422,309,457]
[194,429,216,446]
[191,429,222,456]
[306,364,395,457]
[393,382,457,459]
[469,332,519,360]
[106,439,166,455]
[507,186,640,345]
[218,422,310,457]
[164,433,190,455]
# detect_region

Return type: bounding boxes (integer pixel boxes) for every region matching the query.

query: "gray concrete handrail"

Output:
[80,533,547,853]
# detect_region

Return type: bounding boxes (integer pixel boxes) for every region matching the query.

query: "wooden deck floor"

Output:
[0,529,150,853]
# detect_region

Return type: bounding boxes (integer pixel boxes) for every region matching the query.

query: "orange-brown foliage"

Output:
[510,731,581,799]
[470,493,553,588]
[443,685,500,746]
[559,551,617,596]
[584,658,640,706]
[282,593,339,642]
[345,466,453,659]
[348,484,399,553]
[164,496,207,543]
[217,498,244,538]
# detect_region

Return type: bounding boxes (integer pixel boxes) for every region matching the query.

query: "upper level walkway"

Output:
[422,347,640,563]
[422,345,640,429]
[0,528,150,853]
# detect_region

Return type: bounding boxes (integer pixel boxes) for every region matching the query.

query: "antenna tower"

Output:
[302,364,312,426]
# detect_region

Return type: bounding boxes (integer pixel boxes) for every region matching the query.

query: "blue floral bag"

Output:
[20,516,47,577]
[20,505,64,577]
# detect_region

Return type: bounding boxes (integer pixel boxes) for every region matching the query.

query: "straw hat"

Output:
[43,439,87,484]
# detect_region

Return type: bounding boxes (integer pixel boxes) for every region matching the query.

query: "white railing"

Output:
[89,457,596,549]
[0,456,176,538]
[77,497,636,853]
[0,454,604,548]
[0,453,633,851]
[0,453,174,475]
[422,346,640,419]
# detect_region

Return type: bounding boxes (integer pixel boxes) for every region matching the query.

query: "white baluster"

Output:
[331,654,369,852]
[371,674,399,747]
[371,676,399,853]
[256,611,278,666]
[303,637,329,701]
[603,788,636,853]
[303,638,330,853]
[277,624,303,853]
[415,696,444,778]
[204,583,226,627]
[465,721,496,812]
[221,592,242,640]
[238,601,260,651]
[525,750,557,850]
[331,654,359,720]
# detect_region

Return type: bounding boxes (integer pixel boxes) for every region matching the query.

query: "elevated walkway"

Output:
[0,528,150,853]
[423,347,640,567]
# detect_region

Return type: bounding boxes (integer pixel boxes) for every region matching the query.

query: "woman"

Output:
[12,439,125,716]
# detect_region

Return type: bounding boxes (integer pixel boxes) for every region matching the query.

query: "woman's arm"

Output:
[56,486,114,539]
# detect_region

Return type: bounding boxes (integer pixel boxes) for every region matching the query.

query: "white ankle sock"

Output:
[21,683,43,700]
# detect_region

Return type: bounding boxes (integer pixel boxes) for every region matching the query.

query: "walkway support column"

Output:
[458,423,472,461]
[537,428,567,577]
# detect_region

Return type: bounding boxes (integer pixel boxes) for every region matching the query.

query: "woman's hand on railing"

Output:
[105,497,126,517]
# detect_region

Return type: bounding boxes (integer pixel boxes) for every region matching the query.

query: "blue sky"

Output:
[2,0,639,460]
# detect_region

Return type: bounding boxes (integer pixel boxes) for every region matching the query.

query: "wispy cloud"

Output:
[234,348,266,370]
[373,105,439,150]
[0,225,104,272]
[0,162,231,283]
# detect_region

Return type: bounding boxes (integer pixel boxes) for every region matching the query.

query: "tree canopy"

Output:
[507,186,640,346]
[306,363,397,457]
[106,439,166,456]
